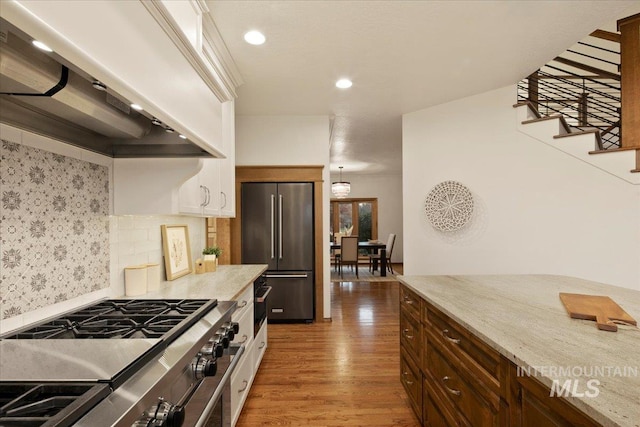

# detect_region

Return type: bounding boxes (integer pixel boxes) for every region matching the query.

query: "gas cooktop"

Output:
[3,299,217,340]
[0,299,219,384]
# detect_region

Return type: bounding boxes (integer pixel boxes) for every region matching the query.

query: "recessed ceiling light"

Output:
[179,134,187,139]
[336,79,352,89]
[244,30,266,45]
[32,40,53,52]
[130,103,143,111]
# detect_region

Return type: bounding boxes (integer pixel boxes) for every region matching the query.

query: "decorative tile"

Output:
[0,140,110,320]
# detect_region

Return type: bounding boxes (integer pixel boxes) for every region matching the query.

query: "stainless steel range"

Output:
[0,298,244,427]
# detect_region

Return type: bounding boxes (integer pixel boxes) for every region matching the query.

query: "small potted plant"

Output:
[202,246,222,272]
[202,246,222,262]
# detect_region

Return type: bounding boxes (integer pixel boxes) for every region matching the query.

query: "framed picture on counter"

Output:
[161,224,193,280]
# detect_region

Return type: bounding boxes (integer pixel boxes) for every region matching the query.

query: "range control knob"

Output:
[201,339,224,358]
[215,330,230,348]
[134,398,185,427]
[223,321,239,341]
[192,355,217,379]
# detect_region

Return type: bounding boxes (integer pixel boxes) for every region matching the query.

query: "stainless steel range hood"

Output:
[0,18,213,158]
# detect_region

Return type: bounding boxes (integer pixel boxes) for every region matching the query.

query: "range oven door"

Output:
[181,344,245,427]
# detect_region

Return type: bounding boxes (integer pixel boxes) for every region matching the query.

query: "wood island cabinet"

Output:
[399,284,600,427]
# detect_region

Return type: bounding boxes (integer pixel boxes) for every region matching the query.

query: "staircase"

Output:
[515,14,639,183]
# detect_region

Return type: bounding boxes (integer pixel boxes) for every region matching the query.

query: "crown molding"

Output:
[140,0,242,102]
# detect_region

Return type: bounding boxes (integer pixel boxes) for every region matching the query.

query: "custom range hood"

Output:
[0,17,215,158]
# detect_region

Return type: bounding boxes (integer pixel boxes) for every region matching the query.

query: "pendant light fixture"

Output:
[332,166,351,199]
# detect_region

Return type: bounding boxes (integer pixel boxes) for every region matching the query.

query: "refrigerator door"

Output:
[276,183,314,271]
[241,183,278,270]
[265,272,314,321]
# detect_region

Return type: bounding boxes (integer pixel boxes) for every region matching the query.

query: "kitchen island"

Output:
[398,274,640,427]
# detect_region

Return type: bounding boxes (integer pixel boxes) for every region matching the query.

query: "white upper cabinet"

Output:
[113,101,235,217]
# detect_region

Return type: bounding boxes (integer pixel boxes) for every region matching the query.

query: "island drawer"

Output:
[425,343,501,427]
[400,307,422,363]
[422,301,501,391]
[400,352,423,424]
[400,284,421,322]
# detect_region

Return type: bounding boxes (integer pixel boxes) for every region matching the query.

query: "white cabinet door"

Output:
[199,159,221,217]
[231,343,254,427]
[177,159,220,216]
[219,101,236,217]
[253,322,268,372]
[178,173,204,215]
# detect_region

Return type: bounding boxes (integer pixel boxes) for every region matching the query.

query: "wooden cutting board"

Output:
[559,293,637,332]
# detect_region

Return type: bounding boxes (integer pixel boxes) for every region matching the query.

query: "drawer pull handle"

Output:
[442,376,461,396]
[259,342,266,349]
[237,334,248,344]
[402,328,414,339]
[402,371,414,386]
[442,329,460,344]
[238,380,248,393]
[238,300,248,308]
[403,296,414,305]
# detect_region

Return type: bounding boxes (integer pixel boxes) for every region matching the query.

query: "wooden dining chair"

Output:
[332,232,344,271]
[369,233,396,274]
[339,236,359,278]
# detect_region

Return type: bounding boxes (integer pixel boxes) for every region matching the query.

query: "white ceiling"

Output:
[207,1,638,175]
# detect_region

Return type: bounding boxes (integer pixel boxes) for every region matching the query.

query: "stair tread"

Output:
[553,130,600,138]
[521,114,571,133]
[512,101,542,118]
[589,146,640,155]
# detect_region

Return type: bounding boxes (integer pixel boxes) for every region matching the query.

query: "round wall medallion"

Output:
[424,181,474,231]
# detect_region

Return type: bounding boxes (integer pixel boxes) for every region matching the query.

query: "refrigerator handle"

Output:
[279,194,283,259]
[270,194,275,259]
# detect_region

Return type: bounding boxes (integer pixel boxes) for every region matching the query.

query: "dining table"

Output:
[330,240,388,277]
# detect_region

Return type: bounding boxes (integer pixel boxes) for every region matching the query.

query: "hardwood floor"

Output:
[236,272,419,426]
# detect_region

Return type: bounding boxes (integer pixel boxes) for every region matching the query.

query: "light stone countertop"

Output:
[397,274,640,427]
[127,264,268,301]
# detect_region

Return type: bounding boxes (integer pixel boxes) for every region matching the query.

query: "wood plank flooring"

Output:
[236,273,420,426]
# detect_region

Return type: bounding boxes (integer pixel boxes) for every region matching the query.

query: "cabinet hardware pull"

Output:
[442,329,460,344]
[259,342,266,349]
[404,297,414,305]
[200,185,207,207]
[442,376,461,396]
[237,334,248,344]
[238,380,248,393]
[402,371,414,385]
[221,191,227,209]
[238,300,248,308]
[402,328,414,339]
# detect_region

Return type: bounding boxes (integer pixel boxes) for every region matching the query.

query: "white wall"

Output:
[402,85,640,291]
[235,115,332,317]
[328,172,403,263]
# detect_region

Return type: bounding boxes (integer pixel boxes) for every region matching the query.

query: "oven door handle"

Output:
[256,286,272,303]
[194,344,245,427]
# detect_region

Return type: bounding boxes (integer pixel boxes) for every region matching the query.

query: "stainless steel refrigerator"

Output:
[241,182,314,321]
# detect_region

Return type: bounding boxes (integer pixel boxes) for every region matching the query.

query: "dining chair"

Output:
[369,233,396,274]
[338,236,359,278]
[332,232,344,271]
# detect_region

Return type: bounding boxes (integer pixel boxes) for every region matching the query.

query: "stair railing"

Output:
[517,32,621,150]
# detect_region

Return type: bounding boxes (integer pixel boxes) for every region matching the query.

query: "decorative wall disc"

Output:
[425,181,474,231]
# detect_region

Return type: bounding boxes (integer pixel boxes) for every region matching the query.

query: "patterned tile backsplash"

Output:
[1,139,111,320]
